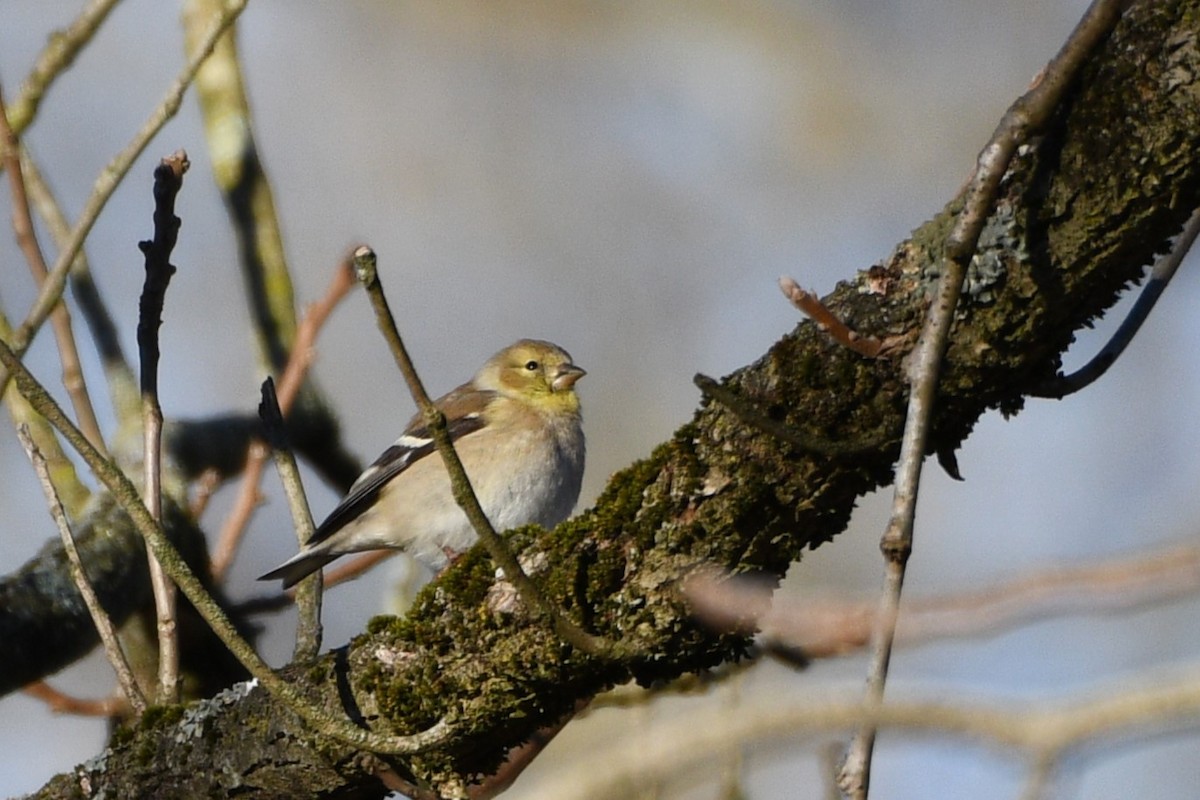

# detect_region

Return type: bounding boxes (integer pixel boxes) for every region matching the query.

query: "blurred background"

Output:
[4,1,1200,797]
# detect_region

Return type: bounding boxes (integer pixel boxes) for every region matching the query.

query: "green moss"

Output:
[304,659,332,685]
[139,703,186,730]
[364,614,403,637]
[590,443,673,524]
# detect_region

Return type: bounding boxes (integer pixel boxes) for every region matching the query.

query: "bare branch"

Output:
[22,682,126,718]
[686,541,1200,658]
[210,256,355,579]
[20,145,139,424]
[0,0,249,400]
[259,377,323,661]
[530,671,1200,800]
[0,83,105,453]
[137,151,190,704]
[843,1,1131,793]
[16,426,147,716]
[4,0,122,135]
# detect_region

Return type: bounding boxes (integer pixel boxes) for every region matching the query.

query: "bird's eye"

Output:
[524,360,540,371]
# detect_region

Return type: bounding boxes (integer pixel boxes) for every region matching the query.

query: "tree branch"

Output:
[16,0,1200,795]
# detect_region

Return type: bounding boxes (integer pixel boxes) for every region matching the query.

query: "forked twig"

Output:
[840,1,1129,795]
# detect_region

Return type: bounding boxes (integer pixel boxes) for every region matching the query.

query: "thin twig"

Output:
[0,0,248,400]
[4,0,122,136]
[16,425,147,717]
[23,682,126,718]
[20,145,140,423]
[189,467,223,518]
[778,277,889,358]
[1032,204,1200,398]
[841,2,1129,795]
[352,245,633,660]
[0,310,90,517]
[138,152,189,704]
[0,336,454,755]
[210,256,355,580]
[260,377,323,661]
[0,83,106,454]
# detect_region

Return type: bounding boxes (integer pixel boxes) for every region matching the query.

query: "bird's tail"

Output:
[258,551,337,590]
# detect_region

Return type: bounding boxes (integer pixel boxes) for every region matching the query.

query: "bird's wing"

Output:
[305,385,495,545]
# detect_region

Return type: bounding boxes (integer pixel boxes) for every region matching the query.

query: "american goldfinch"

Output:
[260,339,586,589]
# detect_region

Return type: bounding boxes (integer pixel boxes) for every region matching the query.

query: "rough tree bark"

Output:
[17,1,1200,797]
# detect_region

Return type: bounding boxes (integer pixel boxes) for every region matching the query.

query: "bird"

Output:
[259,339,586,589]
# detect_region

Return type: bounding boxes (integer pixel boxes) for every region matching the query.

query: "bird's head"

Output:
[477,339,585,413]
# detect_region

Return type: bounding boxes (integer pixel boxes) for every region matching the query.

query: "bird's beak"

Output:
[551,364,586,392]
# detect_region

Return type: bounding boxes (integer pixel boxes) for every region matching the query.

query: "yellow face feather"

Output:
[476,339,585,415]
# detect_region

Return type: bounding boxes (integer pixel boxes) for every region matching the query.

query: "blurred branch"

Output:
[233,551,396,617]
[23,682,125,718]
[685,541,1200,658]
[0,310,89,517]
[181,0,363,492]
[20,146,140,424]
[0,83,105,453]
[523,672,1200,800]
[182,0,296,373]
[4,0,122,136]
[210,255,355,580]
[0,0,248,401]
